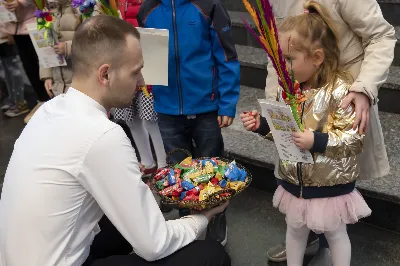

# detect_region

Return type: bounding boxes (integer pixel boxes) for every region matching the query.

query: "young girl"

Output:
[114,0,167,175]
[2,0,50,122]
[241,2,371,265]
[0,33,29,117]
[40,0,81,98]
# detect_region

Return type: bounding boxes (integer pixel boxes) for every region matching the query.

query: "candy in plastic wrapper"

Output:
[218,179,227,188]
[199,183,217,201]
[183,168,201,180]
[215,172,223,181]
[186,186,202,196]
[183,194,199,201]
[159,182,181,196]
[181,180,195,191]
[172,188,183,197]
[194,174,213,184]
[180,157,193,168]
[162,179,170,187]
[174,168,182,179]
[180,191,188,200]
[154,168,170,181]
[229,181,245,191]
[210,178,219,186]
[167,169,178,185]
[155,180,164,190]
[224,161,246,181]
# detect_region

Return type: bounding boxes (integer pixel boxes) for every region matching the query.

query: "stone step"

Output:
[230,11,400,67]
[223,0,400,26]
[235,44,400,114]
[222,85,400,232]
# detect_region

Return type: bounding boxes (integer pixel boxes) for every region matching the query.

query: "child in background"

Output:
[114,0,167,175]
[2,0,50,123]
[40,0,81,98]
[241,2,370,265]
[0,33,29,117]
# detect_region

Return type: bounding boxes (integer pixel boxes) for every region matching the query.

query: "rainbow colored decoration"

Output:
[242,0,304,130]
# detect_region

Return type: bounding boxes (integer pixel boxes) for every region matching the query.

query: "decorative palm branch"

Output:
[242,0,303,130]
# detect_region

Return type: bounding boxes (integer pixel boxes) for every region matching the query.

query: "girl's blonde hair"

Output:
[278,1,352,88]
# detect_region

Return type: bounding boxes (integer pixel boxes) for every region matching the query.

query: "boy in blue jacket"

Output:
[138,0,240,246]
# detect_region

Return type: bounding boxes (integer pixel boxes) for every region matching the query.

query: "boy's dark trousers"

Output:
[157,111,227,245]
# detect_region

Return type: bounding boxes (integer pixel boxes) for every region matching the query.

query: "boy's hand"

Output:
[218,116,233,128]
[44,79,54,98]
[3,0,19,12]
[292,129,314,150]
[240,110,260,131]
[53,42,66,55]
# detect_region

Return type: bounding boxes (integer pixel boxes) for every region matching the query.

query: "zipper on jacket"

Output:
[171,0,183,114]
[211,66,216,100]
[297,102,306,198]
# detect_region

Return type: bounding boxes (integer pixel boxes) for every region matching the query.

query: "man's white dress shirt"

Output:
[0,88,208,266]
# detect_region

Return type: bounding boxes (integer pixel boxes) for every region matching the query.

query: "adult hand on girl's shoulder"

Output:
[3,0,19,12]
[292,129,314,151]
[341,92,370,135]
[240,110,260,131]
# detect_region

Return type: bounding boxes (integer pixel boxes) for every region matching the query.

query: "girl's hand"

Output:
[240,110,260,131]
[53,42,66,55]
[44,79,54,98]
[292,129,314,150]
[3,0,19,12]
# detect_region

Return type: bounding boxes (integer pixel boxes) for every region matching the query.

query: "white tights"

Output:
[126,118,167,168]
[286,223,351,266]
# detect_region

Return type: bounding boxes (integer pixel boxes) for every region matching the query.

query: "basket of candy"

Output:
[151,150,252,210]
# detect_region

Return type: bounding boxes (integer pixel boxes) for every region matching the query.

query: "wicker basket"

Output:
[151,149,252,210]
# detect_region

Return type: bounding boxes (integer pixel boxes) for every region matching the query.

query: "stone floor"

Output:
[2,110,400,265]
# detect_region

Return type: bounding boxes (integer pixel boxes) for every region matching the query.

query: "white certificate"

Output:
[258,99,314,164]
[136,27,169,86]
[0,1,16,23]
[27,23,67,69]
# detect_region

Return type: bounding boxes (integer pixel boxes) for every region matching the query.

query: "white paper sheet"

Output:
[136,27,169,86]
[0,1,16,23]
[27,23,67,69]
[258,99,314,164]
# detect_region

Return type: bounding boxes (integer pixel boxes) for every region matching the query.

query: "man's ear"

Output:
[313,49,325,68]
[97,64,110,86]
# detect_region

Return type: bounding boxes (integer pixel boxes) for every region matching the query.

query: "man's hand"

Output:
[239,110,260,131]
[3,0,19,12]
[293,129,314,151]
[53,42,66,55]
[44,79,54,98]
[218,116,233,128]
[341,91,370,134]
[200,201,229,222]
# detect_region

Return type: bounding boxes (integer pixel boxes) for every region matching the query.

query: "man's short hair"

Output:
[71,15,140,77]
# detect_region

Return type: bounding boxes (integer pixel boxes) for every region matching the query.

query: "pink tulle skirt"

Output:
[273,185,371,233]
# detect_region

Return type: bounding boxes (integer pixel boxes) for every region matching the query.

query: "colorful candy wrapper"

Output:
[167,169,177,185]
[210,178,219,186]
[186,186,202,196]
[156,180,164,190]
[154,168,170,181]
[215,172,223,181]
[159,182,181,196]
[162,179,170,187]
[180,157,193,168]
[194,174,213,184]
[174,168,182,179]
[224,161,245,181]
[183,168,201,180]
[183,194,199,201]
[172,188,183,197]
[180,191,188,200]
[181,180,195,191]
[229,181,245,191]
[219,179,227,188]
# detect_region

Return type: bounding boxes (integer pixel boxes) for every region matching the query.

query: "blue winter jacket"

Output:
[137,0,240,117]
